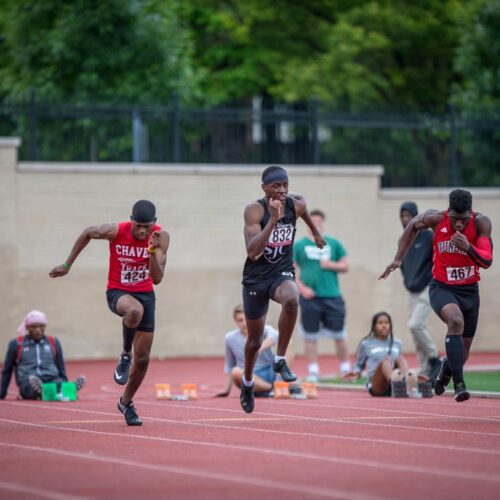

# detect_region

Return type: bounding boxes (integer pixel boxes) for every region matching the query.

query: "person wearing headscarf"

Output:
[0,310,85,400]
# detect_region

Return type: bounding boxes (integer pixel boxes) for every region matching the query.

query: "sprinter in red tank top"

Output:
[49,200,170,425]
[380,189,493,402]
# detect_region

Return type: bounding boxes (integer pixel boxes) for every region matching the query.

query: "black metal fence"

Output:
[1,96,499,187]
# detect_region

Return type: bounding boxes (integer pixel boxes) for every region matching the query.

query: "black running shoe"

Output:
[428,357,442,384]
[273,359,297,382]
[117,397,143,426]
[454,382,470,403]
[240,383,255,413]
[114,353,131,385]
[434,358,451,396]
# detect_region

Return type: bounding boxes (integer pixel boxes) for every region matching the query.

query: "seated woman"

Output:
[343,311,419,397]
[0,310,85,400]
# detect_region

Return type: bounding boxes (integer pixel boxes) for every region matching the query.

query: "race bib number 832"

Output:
[268,224,294,247]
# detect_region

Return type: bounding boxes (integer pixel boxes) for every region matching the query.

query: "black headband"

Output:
[262,166,288,185]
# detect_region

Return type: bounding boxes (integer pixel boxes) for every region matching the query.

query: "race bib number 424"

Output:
[446,266,475,282]
[121,269,149,284]
[267,224,294,247]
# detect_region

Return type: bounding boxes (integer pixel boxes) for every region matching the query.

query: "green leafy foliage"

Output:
[0,0,199,104]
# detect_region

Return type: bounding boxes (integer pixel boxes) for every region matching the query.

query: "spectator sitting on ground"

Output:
[214,304,295,398]
[343,311,424,396]
[0,310,85,400]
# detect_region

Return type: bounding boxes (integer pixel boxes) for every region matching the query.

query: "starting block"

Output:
[274,381,290,399]
[155,383,198,401]
[273,381,318,399]
[42,382,77,402]
[181,383,198,400]
[155,383,172,400]
[302,382,318,399]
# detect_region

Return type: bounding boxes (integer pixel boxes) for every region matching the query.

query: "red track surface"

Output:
[1,354,500,499]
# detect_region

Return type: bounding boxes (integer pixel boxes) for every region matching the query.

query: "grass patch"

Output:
[320,371,500,393]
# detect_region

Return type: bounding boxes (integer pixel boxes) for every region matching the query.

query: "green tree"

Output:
[274,1,461,111]
[0,0,199,104]
[453,0,500,185]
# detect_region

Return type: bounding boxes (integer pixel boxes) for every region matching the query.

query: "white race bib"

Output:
[446,266,475,282]
[267,224,294,248]
[121,269,149,284]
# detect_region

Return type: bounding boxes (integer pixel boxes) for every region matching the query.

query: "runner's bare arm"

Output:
[292,195,326,249]
[49,223,118,278]
[148,230,170,284]
[244,202,280,260]
[379,210,443,280]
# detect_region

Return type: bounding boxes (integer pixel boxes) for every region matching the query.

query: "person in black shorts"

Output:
[50,200,170,424]
[240,165,325,413]
[380,189,493,402]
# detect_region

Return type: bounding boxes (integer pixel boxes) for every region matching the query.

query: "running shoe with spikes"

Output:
[114,353,132,385]
[391,380,408,398]
[454,382,470,403]
[28,375,42,396]
[273,359,297,382]
[117,397,143,425]
[240,383,255,413]
[75,375,86,391]
[434,358,452,396]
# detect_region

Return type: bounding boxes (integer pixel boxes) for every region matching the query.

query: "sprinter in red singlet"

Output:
[49,200,169,425]
[379,189,493,402]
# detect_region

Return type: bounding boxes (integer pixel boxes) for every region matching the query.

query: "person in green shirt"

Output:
[293,209,351,381]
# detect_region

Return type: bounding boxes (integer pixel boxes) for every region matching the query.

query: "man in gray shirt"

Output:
[215,304,281,397]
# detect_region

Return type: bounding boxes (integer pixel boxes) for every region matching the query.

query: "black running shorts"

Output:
[429,279,480,338]
[299,296,345,334]
[242,274,295,320]
[106,289,156,333]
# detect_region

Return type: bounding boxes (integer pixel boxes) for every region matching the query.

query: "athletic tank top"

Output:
[242,197,297,286]
[107,221,162,292]
[433,210,480,285]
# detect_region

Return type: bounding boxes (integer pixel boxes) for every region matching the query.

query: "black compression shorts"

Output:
[429,279,480,338]
[106,289,156,333]
[242,274,295,320]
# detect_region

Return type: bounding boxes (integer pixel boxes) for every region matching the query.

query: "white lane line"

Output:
[0,441,386,500]
[135,399,500,438]
[2,417,500,484]
[261,400,500,424]
[4,401,500,457]
[0,479,88,500]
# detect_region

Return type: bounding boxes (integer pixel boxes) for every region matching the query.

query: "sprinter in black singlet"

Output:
[240,165,325,413]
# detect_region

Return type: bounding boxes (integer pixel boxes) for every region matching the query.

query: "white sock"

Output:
[242,376,254,387]
[308,362,320,375]
[274,355,286,363]
[340,361,351,373]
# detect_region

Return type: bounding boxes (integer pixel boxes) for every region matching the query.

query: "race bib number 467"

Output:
[446,266,475,282]
[268,224,294,247]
